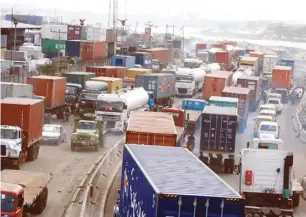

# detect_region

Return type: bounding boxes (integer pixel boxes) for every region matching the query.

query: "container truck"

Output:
[202,62,220,74]
[27,75,69,121]
[130,52,152,69]
[135,73,175,110]
[183,58,203,68]
[279,58,295,75]
[90,77,123,93]
[78,80,108,117]
[222,86,250,133]
[141,48,171,64]
[125,68,152,79]
[175,67,206,97]
[272,66,292,89]
[86,66,126,78]
[64,71,96,88]
[196,50,209,62]
[237,75,261,111]
[263,54,279,73]
[119,145,245,217]
[215,51,232,70]
[199,106,238,174]
[239,56,259,76]
[209,96,238,108]
[1,82,33,99]
[126,111,178,146]
[249,51,264,74]
[95,87,154,132]
[1,170,52,216]
[111,55,136,69]
[239,148,302,216]
[1,98,44,169]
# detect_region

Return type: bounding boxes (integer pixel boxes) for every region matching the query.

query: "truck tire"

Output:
[27,145,35,161]
[293,193,300,207]
[33,187,48,214]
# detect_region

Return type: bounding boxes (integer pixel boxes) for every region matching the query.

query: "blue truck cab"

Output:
[181,98,206,111]
[279,58,294,75]
[120,145,245,217]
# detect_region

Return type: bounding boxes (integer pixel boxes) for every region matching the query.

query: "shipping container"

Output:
[89,77,123,93]
[181,98,206,111]
[172,40,182,49]
[239,56,259,76]
[279,58,295,74]
[135,73,175,99]
[86,26,101,41]
[81,26,87,40]
[65,40,81,57]
[1,82,33,99]
[67,25,82,40]
[209,96,238,108]
[215,51,232,66]
[64,72,96,88]
[120,144,245,217]
[1,98,44,148]
[126,68,152,79]
[106,28,116,43]
[272,66,292,89]
[202,71,233,100]
[41,39,66,54]
[111,55,135,68]
[233,47,246,57]
[126,111,177,146]
[81,41,106,60]
[263,54,279,73]
[249,52,264,73]
[41,24,68,40]
[142,48,171,64]
[131,52,153,69]
[200,106,238,152]
[196,43,206,53]
[27,76,66,108]
[86,66,126,78]
[106,42,115,57]
[1,35,8,48]
[211,43,225,49]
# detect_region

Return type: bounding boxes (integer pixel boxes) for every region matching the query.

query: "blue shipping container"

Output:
[120,145,245,217]
[280,58,295,73]
[111,55,135,69]
[181,98,206,111]
[65,40,81,57]
[133,53,152,69]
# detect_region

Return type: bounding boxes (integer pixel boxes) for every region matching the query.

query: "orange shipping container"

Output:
[272,66,292,89]
[126,111,177,147]
[249,52,264,62]
[142,48,171,63]
[1,98,44,148]
[86,66,126,78]
[203,71,233,100]
[196,43,206,52]
[27,75,66,108]
[81,41,106,60]
[215,51,232,66]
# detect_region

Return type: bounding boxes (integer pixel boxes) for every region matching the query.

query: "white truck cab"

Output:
[258,121,280,139]
[183,58,203,68]
[0,125,23,160]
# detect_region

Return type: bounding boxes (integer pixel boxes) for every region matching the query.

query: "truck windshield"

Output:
[66,86,78,95]
[258,143,278,149]
[1,193,15,212]
[1,129,18,139]
[81,91,99,100]
[77,122,96,129]
[175,76,193,83]
[184,62,198,68]
[260,124,277,132]
[43,125,60,133]
[96,101,124,112]
[268,99,279,105]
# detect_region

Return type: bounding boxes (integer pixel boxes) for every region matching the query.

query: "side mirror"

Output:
[247,142,250,148]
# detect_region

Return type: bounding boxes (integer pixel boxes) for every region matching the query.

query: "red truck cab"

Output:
[161,108,184,127]
[1,183,25,217]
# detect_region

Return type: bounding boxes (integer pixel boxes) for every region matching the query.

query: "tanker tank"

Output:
[120,87,149,112]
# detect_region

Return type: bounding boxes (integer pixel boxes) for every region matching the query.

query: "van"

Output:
[268,93,282,101]
[258,121,280,139]
[253,115,274,137]
[259,109,276,121]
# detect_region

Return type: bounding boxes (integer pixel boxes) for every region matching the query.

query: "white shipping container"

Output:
[41,24,68,40]
[1,82,33,99]
[263,55,278,72]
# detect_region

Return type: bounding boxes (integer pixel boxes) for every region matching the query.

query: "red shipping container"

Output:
[27,75,66,108]
[116,67,127,78]
[1,98,44,148]
[222,86,250,119]
[67,25,82,40]
[203,71,233,100]
[85,66,126,78]
[215,51,232,66]
[237,75,261,100]
[141,48,171,64]
[272,66,292,89]
[81,41,106,61]
[196,43,206,53]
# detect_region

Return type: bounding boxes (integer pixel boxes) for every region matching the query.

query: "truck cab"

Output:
[65,83,82,110]
[152,59,160,72]
[183,58,203,68]
[1,183,25,216]
[248,136,284,150]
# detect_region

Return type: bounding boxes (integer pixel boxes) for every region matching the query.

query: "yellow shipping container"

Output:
[0,48,5,58]
[239,56,258,65]
[125,68,152,79]
[90,77,123,93]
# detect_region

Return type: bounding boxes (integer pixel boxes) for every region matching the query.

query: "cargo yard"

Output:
[1,10,306,217]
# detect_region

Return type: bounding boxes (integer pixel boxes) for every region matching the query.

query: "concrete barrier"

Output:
[79,137,125,217]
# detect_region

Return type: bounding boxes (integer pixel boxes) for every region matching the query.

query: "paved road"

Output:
[20,115,123,217]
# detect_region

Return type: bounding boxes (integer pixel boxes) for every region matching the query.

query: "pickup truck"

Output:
[1,169,52,216]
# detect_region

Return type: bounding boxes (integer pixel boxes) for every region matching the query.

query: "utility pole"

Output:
[180,26,185,62]
[134,21,139,33]
[165,24,174,47]
[112,0,116,28]
[51,28,67,73]
[118,19,128,54]
[79,18,85,66]
[11,15,19,76]
[144,21,157,49]
[108,0,112,27]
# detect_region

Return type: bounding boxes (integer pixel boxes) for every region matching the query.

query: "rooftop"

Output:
[0,20,41,29]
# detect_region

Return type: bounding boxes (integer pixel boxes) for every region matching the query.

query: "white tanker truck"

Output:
[175,67,206,97]
[95,87,153,132]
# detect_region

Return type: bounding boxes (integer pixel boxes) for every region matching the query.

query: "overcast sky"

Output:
[1,0,306,22]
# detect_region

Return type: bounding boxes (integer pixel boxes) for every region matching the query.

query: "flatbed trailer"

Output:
[1,169,52,216]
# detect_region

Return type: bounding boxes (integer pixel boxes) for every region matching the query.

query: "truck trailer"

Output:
[119,145,245,217]
[1,82,33,99]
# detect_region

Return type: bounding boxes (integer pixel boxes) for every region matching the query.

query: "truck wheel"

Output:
[33,187,48,214]
[293,193,300,207]
[71,144,76,151]
[27,145,36,161]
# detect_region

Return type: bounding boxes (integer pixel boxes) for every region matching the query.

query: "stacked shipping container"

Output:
[86,66,126,78]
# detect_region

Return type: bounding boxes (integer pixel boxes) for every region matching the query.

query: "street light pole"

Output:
[11,16,19,73]
[118,19,127,54]
[179,26,185,62]
[79,18,85,67]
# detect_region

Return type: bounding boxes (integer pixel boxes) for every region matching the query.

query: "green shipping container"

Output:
[82,27,87,40]
[42,39,66,53]
[209,96,238,108]
[65,71,96,88]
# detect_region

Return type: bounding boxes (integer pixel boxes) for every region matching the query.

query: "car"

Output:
[268,92,282,101]
[253,115,274,137]
[259,109,277,121]
[42,124,66,145]
[259,104,277,113]
[267,97,283,113]
[258,121,280,139]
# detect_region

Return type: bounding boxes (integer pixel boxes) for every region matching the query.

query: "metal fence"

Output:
[293,91,306,143]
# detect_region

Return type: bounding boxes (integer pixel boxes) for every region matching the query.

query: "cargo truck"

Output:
[1,169,52,216]
[125,68,152,79]
[175,67,206,97]
[239,148,302,216]
[136,73,175,110]
[272,66,292,89]
[95,87,154,132]
[199,106,238,174]
[119,145,245,217]
[126,111,178,146]
[65,83,82,111]
[183,58,203,68]
[239,56,259,76]
[279,58,295,75]
[1,98,44,169]
[263,54,279,73]
[1,82,33,99]
[27,76,69,121]
[78,80,108,118]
